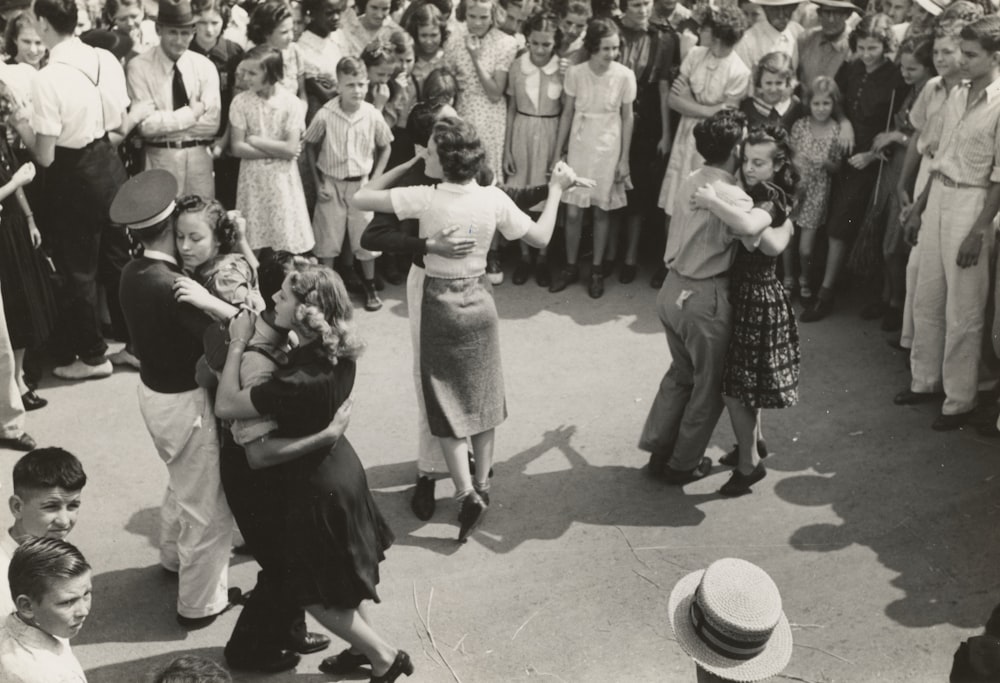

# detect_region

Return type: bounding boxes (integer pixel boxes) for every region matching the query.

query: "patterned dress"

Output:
[445,23,518,178]
[789,117,840,231]
[230,88,314,253]
[722,182,800,409]
[658,47,750,215]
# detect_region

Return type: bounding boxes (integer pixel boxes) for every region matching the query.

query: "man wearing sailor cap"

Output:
[114,169,236,629]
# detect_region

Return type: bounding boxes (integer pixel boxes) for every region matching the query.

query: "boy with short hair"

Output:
[899,15,1000,431]
[151,654,232,683]
[305,55,393,312]
[0,537,91,683]
[0,448,87,618]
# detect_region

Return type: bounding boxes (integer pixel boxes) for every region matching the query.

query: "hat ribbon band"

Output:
[129,200,177,229]
[690,600,771,661]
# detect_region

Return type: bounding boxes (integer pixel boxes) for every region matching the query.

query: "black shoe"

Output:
[486,250,503,285]
[370,651,414,683]
[619,263,638,284]
[881,306,903,332]
[363,281,383,312]
[932,412,972,431]
[662,457,712,485]
[319,648,371,674]
[536,261,550,287]
[410,476,436,521]
[893,388,941,405]
[227,650,301,673]
[719,463,767,497]
[512,259,533,285]
[718,439,769,467]
[646,451,669,479]
[474,489,490,506]
[799,295,833,323]
[650,263,667,289]
[457,493,487,542]
[588,272,604,299]
[286,631,330,654]
[0,432,36,451]
[20,390,47,411]
[548,264,579,293]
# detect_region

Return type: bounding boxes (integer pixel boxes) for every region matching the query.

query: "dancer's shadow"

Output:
[75,564,187,646]
[371,425,715,555]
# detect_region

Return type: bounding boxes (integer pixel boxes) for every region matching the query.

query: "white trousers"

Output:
[901,159,932,349]
[146,146,215,198]
[0,284,24,439]
[407,265,449,477]
[910,182,993,415]
[138,384,233,617]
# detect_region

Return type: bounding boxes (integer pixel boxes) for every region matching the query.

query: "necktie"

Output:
[172,64,189,110]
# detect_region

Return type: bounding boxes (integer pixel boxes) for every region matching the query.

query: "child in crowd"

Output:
[229,45,314,255]
[0,537,91,683]
[247,0,305,99]
[362,36,400,117]
[554,0,590,68]
[406,2,448,94]
[445,0,518,283]
[420,66,458,106]
[655,4,749,289]
[191,0,245,210]
[305,56,393,311]
[801,13,905,322]
[150,655,232,683]
[855,35,934,332]
[693,125,800,496]
[739,52,804,133]
[171,198,264,319]
[1,448,87,617]
[103,0,158,54]
[4,13,46,69]
[552,17,635,298]
[386,29,417,133]
[788,75,842,302]
[504,11,562,288]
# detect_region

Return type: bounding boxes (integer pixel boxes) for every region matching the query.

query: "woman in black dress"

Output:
[215,263,412,683]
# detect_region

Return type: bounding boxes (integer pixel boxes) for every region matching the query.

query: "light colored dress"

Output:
[229,88,314,253]
[658,47,750,215]
[789,117,839,230]
[505,53,562,190]
[445,23,518,178]
[562,61,637,211]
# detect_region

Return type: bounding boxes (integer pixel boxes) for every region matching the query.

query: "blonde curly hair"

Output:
[288,264,365,365]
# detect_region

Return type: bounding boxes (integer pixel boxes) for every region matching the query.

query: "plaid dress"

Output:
[722,183,800,409]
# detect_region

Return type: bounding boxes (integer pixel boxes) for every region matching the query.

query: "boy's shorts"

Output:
[312,176,381,260]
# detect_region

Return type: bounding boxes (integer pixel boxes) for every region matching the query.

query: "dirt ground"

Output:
[4,262,997,683]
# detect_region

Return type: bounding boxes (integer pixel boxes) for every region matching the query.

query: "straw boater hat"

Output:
[668,558,792,682]
[811,0,858,11]
[753,0,803,7]
[913,0,952,16]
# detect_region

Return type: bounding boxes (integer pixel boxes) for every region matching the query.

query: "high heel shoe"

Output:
[20,390,47,411]
[370,650,414,683]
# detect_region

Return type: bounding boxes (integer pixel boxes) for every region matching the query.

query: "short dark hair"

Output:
[406,99,450,145]
[582,17,618,55]
[849,13,897,53]
[336,55,366,78]
[150,655,232,683]
[420,66,457,104]
[33,0,78,36]
[242,44,284,85]
[961,14,1000,53]
[174,195,240,254]
[693,109,746,165]
[9,537,90,604]
[191,0,232,28]
[13,448,87,496]
[103,0,142,25]
[522,11,562,52]
[898,35,935,73]
[257,250,298,310]
[356,0,403,15]
[405,2,449,48]
[693,4,747,48]
[247,0,291,45]
[743,123,799,198]
[431,116,485,182]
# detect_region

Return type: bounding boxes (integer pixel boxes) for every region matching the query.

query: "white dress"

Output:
[657,47,750,215]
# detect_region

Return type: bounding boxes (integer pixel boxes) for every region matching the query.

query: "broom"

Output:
[847,89,897,279]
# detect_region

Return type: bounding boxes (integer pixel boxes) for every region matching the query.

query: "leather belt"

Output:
[145,139,214,149]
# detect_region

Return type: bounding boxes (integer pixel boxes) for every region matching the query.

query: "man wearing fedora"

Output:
[798,0,857,89]
[27,0,132,381]
[734,0,802,77]
[127,0,221,197]
[114,169,237,628]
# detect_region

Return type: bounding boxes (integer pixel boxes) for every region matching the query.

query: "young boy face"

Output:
[18,571,92,640]
[960,38,999,83]
[338,72,368,107]
[10,487,82,540]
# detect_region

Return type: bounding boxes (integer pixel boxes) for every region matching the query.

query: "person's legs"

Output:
[723,397,760,475]
[0,286,26,440]
[650,214,671,288]
[12,349,27,395]
[407,266,449,480]
[470,429,494,495]
[305,603,401,676]
[901,239,921,348]
[798,228,816,297]
[439,436,475,499]
[564,205,583,266]
[910,183,948,394]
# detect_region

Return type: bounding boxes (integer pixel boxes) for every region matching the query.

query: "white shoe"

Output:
[108,349,141,369]
[53,359,113,380]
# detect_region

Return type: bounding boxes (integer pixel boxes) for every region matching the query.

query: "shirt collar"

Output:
[48,37,83,63]
[519,52,559,76]
[143,249,179,265]
[154,45,186,71]
[752,96,792,116]
[5,613,66,652]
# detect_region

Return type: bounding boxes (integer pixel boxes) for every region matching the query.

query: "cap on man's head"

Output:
[157,0,195,26]
[110,169,178,230]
